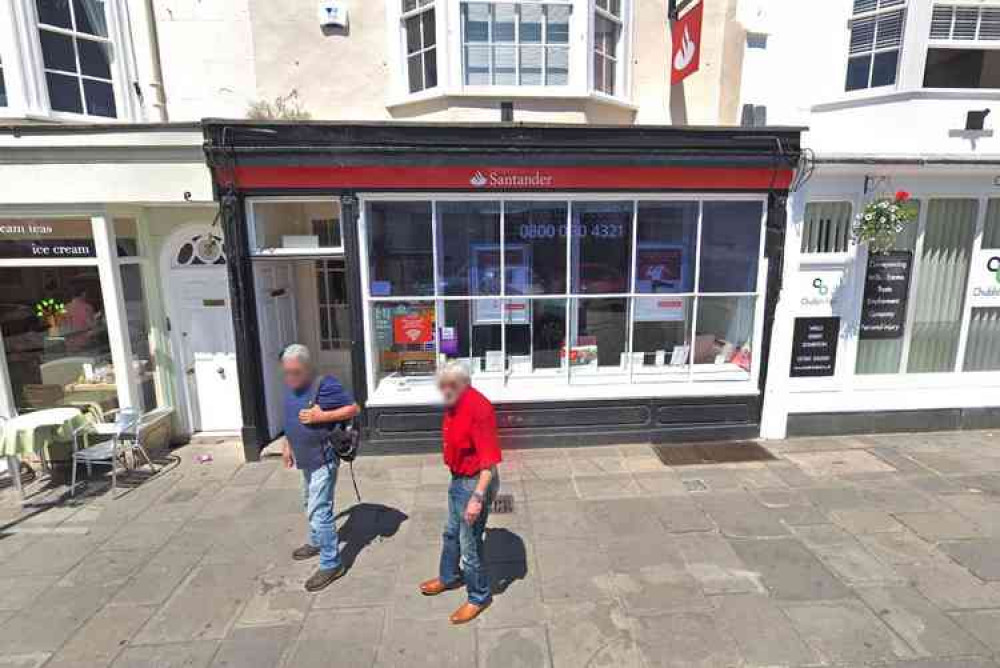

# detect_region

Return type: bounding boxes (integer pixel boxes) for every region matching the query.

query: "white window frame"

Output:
[923,2,1000,91]
[0,0,139,121]
[385,0,633,108]
[358,192,767,407]
[401,0,439,95]
[591,0,624,96]
[845,0,908,93]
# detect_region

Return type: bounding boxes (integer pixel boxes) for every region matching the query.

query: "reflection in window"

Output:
[317,261,350,352]
[121,264,157,411]
[372,301,436,383]
[632,296,692,380]
[636,202,697,293]
[368,202,434,297]
[571,201,632,294]
[0,265,118,416]
[441,300,502,375]
[251,201,341,253]
[569,297,628,379]
[437,201,501,296]
[694,296,755,379]
[907,199,977,373]
[505,298,565,377]
[37,0,117,117]
[699,201,763,293]
[504,201,567,295]
[924,48,1000,89]
[984,199,1000,249]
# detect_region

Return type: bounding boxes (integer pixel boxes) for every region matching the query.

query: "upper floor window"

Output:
[461,2,571,86]
[36,0,116,117]
[846,0,906,91]
[594,0,622,94]
[924,4,1000,89]
[403,0,437,93]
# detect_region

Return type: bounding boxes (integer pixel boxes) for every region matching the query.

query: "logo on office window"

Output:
[988,256,1000,284]
[470,171,488,188]
[812,278,829,296]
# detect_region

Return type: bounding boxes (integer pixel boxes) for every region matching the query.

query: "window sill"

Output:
[386,87,637,113]
[813,88,1000,113]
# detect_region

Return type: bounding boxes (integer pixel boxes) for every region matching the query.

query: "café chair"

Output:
[71,408,157,498]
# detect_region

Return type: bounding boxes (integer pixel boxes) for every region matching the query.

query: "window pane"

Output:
[520,45,543,85]
[845,54,872,91]
[964,308,1000,371]
[441,300,503,378]
[46,72,83,113]
[0,65,8,107]
[520,3,543,43]
[594,52,606,93]
[368,202,434,297]
[494,46,516,85]
[506,298,565,378]
[493,3,515,42]
[73,0,108,37]
[595,15,618,57]
[465,46,491,85]
[0,265,120,418]
[923,48,1000,89]
[546,46,569,85]
[408,54,424,92]
[372,301,437,385]
[632,296,693,380]
[422,9,436,48]
[40,31,77,72]
[856,200,920,375]
[547,5,571,43]
[849,17,875,54]
[636,202,698,293]
[505,201,567,295]
[698,201,763,293]
[251,200,341,253]
[571,202,632,294]
[907,199,977,374]
[604,57,616,95]
[121,264,158,411]
[36,0,72,29]
[870,49,899,88]
[984,200,1000,249]
[84,78,114,117]
[569,298,628,379]
[424,48,438,89]
[405,14,422,54]
[436,201,501,296]
[694,296,755,380]
[113,217,139,256]
[464,3,490,42]
[79,38,112,79]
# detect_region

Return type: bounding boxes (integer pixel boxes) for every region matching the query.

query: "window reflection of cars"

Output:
[580,263,628,293]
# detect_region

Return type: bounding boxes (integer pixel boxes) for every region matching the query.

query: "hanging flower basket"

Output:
[852,191,918,254]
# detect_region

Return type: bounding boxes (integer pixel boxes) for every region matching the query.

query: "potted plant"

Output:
[34,297,66,334]
[852,191,918,254]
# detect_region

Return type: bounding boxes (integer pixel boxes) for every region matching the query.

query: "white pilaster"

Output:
[0,325,15,418]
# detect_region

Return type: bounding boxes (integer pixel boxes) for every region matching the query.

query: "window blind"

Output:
[802,202,852,254]
[930,4,1000,41]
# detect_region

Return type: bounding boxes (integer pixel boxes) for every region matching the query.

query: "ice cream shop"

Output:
[203,121,803,459]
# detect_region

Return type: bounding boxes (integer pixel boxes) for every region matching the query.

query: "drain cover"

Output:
[653,441,776,467]
[492,493,515,514]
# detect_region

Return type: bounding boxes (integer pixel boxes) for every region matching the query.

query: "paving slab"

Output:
[110,640,220,668]
[0,584,112,653]
[534,538,615,604]
[46,604,155,667]
[896,558,1000,610]
[782,599,915,664]
[633,611,744,668]
[696,491,790,538]
[645,494,716,533]
[831,508,906,534]
[210,625,297,668]
[895,510,987,541]
[673,533,765,595]
[729,537,852,601]
[939,539,1000,580]
[950,608,1000,653]
[711,594,819,667]
[284,607,384,668]
[0,575,57,612]
[543,600,641,668]
[377,617,476,668]
[478,626,551,668]
[0,654,50,668]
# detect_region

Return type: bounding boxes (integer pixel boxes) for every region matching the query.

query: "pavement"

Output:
[1,431,1000,667]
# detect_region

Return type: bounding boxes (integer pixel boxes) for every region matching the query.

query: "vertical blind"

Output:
[964,200,1000,371]
[802,202,852,254]
[906,199,977,373]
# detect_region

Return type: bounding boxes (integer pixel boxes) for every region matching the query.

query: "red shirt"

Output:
[442,387,502,476]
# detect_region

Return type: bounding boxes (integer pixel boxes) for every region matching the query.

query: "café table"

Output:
[0,407,89,504]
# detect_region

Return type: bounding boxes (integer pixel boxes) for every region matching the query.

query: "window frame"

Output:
[358,192,768,405]
[0,0,137,121]
[246,198,346,258]
[401,0,438,94]
[845,0,908,93]
[923,3,1000,91]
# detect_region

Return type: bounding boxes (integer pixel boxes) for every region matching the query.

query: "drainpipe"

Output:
[123,0,168,121]
[143,0,168,121]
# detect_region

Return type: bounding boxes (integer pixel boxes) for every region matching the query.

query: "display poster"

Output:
[634,296,687,322]
[859,251,912,340]
[636,245,687,293]
[439,326,459,355]
[393,311,434,345]
[790,317,840,378]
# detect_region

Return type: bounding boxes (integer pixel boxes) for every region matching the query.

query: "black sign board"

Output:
[0,240,96,259]
[859,251,913,340]
[790,316,840,378]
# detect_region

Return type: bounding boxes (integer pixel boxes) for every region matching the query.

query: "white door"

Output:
[255,263,298,438]
[177,275,242,432]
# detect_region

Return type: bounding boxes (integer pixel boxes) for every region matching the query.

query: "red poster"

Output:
[671,1,703,85]
[393,312,433,345]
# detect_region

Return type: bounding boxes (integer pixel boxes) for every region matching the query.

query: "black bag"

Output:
[311,377,362,463]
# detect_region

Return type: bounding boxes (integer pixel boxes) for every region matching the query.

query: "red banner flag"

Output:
[671,1,703,85]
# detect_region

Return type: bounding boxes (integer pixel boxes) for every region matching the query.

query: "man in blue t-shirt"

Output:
[280,344,359,592]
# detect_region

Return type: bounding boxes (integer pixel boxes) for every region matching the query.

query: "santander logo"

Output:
[469,171,488,188]
[467,169,555,189]
[673,27,697,72]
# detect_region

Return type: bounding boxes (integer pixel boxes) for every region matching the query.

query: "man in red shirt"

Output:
[419,361,501,624]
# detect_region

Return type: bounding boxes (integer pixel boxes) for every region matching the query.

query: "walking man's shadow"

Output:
[485,527,528,595]
[335,503,408,571]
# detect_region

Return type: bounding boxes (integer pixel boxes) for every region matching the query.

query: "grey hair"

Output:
[280,344,312,367]
[437,360,471,385]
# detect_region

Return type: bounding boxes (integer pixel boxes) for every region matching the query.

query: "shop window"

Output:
[368,201,434,297]
[461,1,570,86]
[403,0,437,93]
[504,201,567,295]
[632,296,692,381]
[505,297,565,379]
[317,260,351,352]
[699,202,763,293]
[441,300,503,377]
[0,265,118,416]
[0,217,96,260]
[120,264,157,411]
[36,0,117,117]
[594,0,622,94]
[802,202,852,254]
[636,202,697,293]
[372,300,437,384]
[570,201,632,294]
[437,201,501,296]
[846,0,905,92]
[250,200,342,255]
[695,296,755,381]
[568,297,628,382]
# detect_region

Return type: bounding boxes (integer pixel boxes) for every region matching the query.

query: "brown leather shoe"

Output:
[419,577,462,596]
[450,601,490,625]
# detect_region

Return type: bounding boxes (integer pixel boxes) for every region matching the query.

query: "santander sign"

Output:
[469,169,555,189]
[671,1,703,85]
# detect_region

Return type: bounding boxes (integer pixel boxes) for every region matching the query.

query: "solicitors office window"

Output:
[36,0,117,117]
[461,1,571,86]
[363,198,766,397]
[965,199,1000,371]
[403,0,437,93]
[925,4,1000,89]
[846,0,906,92]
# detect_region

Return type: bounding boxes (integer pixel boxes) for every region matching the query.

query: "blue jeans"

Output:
[439,470,499,606]
[302,461,341,571]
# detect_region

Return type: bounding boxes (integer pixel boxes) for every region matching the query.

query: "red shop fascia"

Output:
[203,121,803,459]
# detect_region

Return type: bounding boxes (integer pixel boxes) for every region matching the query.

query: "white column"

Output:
[92,214,140,411]
[0,325,15,418]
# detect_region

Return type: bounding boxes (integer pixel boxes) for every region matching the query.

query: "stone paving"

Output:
[0,430,999,666]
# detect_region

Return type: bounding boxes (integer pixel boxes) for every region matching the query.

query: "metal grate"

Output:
[492,493,515,514]
[653,441,777,467]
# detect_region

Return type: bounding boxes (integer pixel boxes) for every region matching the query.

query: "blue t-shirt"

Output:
[283,375,354,470]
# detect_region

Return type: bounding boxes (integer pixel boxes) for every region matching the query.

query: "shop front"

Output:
[204,122,802,459]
